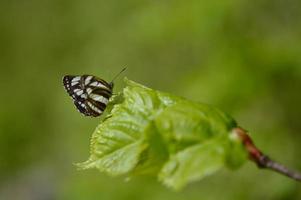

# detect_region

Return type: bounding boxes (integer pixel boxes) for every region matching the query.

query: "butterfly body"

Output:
[63,75,113,117]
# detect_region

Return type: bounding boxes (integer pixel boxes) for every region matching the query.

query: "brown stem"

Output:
[233,127,301,182]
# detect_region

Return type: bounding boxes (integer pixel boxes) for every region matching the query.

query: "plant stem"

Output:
[233,127,301,182]
[257,154,301,181]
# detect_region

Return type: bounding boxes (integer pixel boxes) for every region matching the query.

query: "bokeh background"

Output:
[1,0,301,199]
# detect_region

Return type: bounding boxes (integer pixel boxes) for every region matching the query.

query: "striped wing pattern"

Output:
[63,75,113,117]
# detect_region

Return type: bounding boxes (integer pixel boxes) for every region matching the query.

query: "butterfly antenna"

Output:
[111,67,127,83]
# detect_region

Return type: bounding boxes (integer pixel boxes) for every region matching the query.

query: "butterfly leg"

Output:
[103,114,113,121]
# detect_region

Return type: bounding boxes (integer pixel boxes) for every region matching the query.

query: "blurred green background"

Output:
[1,0,301,199]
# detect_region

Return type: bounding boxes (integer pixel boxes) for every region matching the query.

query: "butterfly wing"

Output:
[63,75,91,116]
[83,75,112,117]
[63,75,85,100]
[63,75,113,117]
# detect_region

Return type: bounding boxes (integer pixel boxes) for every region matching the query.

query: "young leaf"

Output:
[159,138,226,189]
[77,78,248,190]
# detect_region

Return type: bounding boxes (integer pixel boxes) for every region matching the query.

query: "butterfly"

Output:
[62,68,126,117]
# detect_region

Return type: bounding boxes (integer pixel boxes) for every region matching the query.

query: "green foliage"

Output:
[77,78,248,190]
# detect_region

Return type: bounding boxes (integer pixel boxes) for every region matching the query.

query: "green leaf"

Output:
[159,138,226,190]
[77,78,248,190]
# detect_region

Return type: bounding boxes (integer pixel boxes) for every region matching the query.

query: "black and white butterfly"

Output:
[62,68,126,117]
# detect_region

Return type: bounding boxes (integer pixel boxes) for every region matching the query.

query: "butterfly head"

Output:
[109,81,114,89]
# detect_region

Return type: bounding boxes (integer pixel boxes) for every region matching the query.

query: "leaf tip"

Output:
[74,158,96,171]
